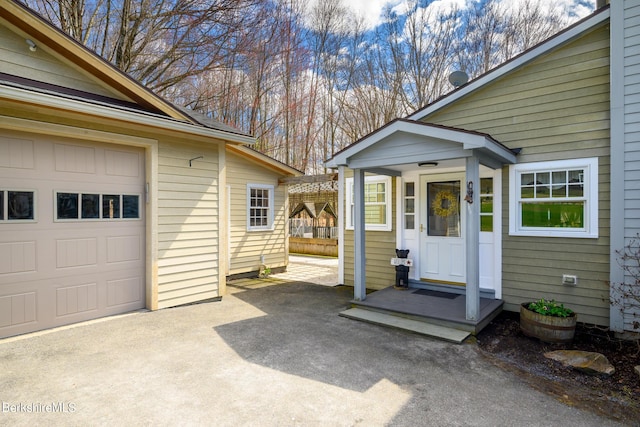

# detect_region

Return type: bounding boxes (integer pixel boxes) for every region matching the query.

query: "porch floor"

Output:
[341,286,503,342]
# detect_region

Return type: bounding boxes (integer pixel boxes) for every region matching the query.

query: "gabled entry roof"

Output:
[325,119,517,170]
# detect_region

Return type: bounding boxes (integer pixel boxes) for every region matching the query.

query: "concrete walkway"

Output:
[277,254,339,286]
[0,257,623,426]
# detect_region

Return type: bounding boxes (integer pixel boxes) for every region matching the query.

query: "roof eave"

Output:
[0,83,256,144]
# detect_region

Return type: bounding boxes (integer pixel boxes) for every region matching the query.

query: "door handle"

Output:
[420,224,424,232]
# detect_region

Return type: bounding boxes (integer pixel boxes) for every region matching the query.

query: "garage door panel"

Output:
[0,291,36,328]
[105,149,141,178]
[0,240,36,274]
[0,133,145,338]
[56,282,98,316]
[0,136,35,169]
[107,235,141,264]
[54,143,96,174]
[107,276,143,308]
[56,238,98,268]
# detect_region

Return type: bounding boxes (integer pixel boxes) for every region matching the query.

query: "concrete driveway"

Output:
[0,272,623,426]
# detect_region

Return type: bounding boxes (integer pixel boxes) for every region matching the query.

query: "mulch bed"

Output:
[475,311,640,425]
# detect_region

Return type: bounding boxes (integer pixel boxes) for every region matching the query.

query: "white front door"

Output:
[419,174,465,285]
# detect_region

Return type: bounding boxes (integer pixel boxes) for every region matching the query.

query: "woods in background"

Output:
[26,0,587,173]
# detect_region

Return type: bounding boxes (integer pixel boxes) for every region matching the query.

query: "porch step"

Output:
[339,307,471,344]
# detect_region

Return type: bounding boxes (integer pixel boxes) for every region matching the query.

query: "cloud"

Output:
[304,0,595,31]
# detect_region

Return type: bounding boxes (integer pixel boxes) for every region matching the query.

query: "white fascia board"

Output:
[0,84,256,145]
[408,9,610,122]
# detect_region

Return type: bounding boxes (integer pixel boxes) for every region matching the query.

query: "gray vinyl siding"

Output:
[622,1,640,330]
[226,151,288,276]
[343,174,397,290]
[0,24,128,100]
[156,140,221,308]
[423,26,611,325]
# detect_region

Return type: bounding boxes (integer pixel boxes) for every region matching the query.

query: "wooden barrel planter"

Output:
[520,303,577,343]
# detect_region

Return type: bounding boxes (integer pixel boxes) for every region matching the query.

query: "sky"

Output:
[306,0,597,31]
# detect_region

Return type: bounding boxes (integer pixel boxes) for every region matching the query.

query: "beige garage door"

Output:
[0,131,145,338]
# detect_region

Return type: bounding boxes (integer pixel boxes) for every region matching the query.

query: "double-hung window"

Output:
[247,184,274,231]
[346,175,392,231]
[509,158,598,238]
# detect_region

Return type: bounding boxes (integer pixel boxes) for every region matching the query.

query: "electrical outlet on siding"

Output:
[562,274,577,286]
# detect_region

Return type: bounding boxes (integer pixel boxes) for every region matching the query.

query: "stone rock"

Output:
[544,350,615,376]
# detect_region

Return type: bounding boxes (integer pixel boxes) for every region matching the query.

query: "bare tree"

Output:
[26,0,258,95]
[24,0,590,173]
[27,0,102,43]
[307,0,362,173]
[456,0,567,79]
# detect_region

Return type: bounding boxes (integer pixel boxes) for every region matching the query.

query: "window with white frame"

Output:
[509,158,598,238]
[247,184,274,231]
[0,190,36,221]
[404,182,415,230]
[54,191,140,221]
[346,175,392,231]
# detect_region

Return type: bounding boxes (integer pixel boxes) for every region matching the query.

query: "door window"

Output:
[427,181,460,237]
[480,178,493,232]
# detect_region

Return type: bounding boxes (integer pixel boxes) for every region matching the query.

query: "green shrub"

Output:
[527,298,573,318]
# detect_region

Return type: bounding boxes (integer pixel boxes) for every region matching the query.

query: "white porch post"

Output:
[337,166,345,285]
[353,168,366,301]
[465,156,480,321]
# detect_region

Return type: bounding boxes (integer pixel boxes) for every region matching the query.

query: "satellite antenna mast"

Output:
[448,70,468,88]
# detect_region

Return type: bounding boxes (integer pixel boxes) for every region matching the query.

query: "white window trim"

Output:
[509,158,598,238]
[246,183,274,232]
[345,175,393,232]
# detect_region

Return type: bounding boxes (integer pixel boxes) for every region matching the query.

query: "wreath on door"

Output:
[432,190,458,217]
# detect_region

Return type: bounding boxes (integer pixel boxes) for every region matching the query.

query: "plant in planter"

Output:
[527,299,574,317]
[520,298,577,343]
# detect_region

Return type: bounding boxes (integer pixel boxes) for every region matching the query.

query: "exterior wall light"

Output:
[26,39,37,52]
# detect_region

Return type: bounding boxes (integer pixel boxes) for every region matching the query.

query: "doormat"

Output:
[412,289,459,299]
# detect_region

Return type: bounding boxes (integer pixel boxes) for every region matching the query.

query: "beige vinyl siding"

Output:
[343,174,396,290]
[423,26,611,325]
[226,151,288,276]
[0,24,128,100]
[156,140,220,308]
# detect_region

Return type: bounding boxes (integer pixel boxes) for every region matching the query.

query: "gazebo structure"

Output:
[282,174,339,257]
